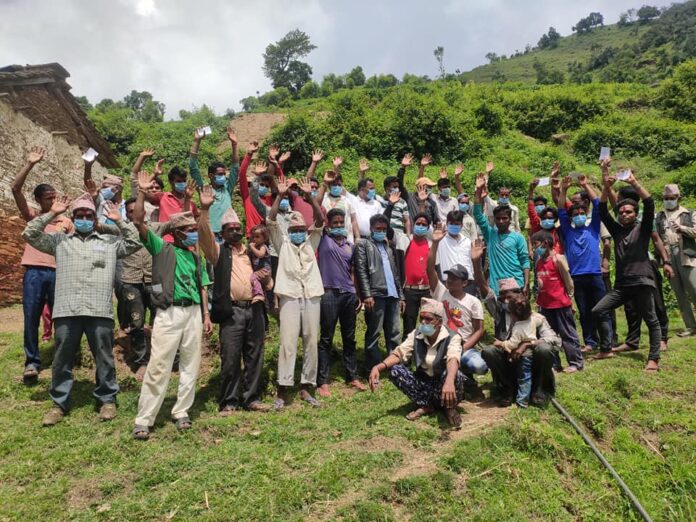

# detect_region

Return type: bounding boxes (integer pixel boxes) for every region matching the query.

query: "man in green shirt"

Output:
[131,172,212,440]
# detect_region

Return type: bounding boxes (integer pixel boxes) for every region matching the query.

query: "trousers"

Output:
[277,295,321,387]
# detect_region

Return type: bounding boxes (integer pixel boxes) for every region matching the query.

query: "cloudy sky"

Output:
[0,0,676,118]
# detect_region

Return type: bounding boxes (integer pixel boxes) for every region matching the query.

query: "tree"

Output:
[74,95,92,112]
[122,90,165,122]
[239,96,260,112]
[573,12,604,34]
[433,46,445,78]
[538,27,561,50]
[485,52,500,63]
[347,66,366,86]
[637,5,661,24]
[299,80,321,99]
[262,29,316,93]
[533,59,565,84]
[618,8,637,26]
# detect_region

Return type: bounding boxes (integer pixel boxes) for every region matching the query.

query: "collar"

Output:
[415,325,449,346]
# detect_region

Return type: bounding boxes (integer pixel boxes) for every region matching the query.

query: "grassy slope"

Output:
[0,305,694,521]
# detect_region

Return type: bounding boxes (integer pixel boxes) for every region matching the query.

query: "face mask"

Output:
[664,199,678,210]
[228,231,243,243]
[440,188,451,198]
[329,185,343,197]
[425,188,432,196]
[74,219,94,234]
[413,224,429,237]
[289,231,306,245]
[498,197,510,205]
[174,181,187,193]
[459,203,470,213]
[181,231,198,247]
[389,188,399,196]
[311,190,318,199]
[278,199,290,212]
[100,187,115,201]
[535,204,546,215]
[535,246,547,258]
[258,185,269,197]
[372,231,387,242]
[572,215,587,228]
[329,227,347,238]
[540,218,555,230]
[419,322,436,337]
[367,188,376,200]
[214,174,226,187]
[447,224,462,236]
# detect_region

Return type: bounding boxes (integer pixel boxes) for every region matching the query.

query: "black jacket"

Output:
[354,238,403,299]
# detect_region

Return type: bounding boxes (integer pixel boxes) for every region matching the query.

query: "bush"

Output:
[657,59,696,122]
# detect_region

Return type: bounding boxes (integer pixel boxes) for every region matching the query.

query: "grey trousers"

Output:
[668,248,696,330]
[278,296,321,387]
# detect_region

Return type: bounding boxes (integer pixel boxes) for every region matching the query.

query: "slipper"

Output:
[273,398,286,411]
[562,366,579,374]
[301,393,321,408]
[174,416,192,431]
[133,425,150,440]
[406,407,433,421]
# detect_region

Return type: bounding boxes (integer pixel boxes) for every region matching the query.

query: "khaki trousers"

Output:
[278,295,321,387]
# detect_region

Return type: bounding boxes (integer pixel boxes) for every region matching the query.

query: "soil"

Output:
[216,113,286,153]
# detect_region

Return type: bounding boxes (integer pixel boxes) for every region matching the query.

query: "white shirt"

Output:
[431,195,459,223]
[322,194,358,243]
[433,281,484,342]
[352,196,384,237]
[436,233,474,281]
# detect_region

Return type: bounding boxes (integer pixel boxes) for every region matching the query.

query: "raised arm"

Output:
[332,156,343,176]
[189,129,205,187]
[11,147,46,221]
[471,238,491,298]
[418,153,432,178]
[307,149,323,179]
[103,201,141,258]
[21,195,71,255]
[398,153,412,199]
[299,177,324,228]
[133,171,154,240]
[473,173,492,237]
[238,141,257,201]
[358,158,369,182]
[268,178,288,222]
[550,161,562,208]
[267,144,279,178]
[453,163,464,195]
[197,185,220,264]
[427,224,446,293]
[130,148,155,193]
[578,174,597,201]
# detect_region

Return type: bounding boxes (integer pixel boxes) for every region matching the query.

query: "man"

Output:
[432,171,459,222]
[23,193,140,426]
[189,125,239,237]
[82,153,126,224]
[352,177,384,238]
[473,173,530,296]
[368,298,468,428]
[436,210,476,295]
[401,213,432,337]
[317,171,360,243]
[397,153,440,226]
[148,166,198,228]
[655,184,696,337]
[132,172,212,439]
[268,178,325,409]
[483,162,521,232]
[594,171,662,372]
[12,147,74,384]
[316,209,366,397]
[428,228,487,378]
[355,214,405,373]
[526,182,563,255]
[555,175,613,356]
[198,187,271,415]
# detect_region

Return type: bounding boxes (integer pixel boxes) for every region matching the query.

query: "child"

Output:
[248,224,272,303]
[532,230,584,373]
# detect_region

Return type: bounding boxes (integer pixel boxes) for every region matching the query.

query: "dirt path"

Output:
[0,306,23,334]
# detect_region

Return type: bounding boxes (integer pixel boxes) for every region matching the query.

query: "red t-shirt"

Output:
[404,238,430,286]
[238,153,265,236]
[528,200,563,254]
[535,255,571,309]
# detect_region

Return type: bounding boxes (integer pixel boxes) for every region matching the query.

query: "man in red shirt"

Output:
[149,166,198,242]
[402,213,432,338]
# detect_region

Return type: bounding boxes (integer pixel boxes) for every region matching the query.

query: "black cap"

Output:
[444,264,469,280]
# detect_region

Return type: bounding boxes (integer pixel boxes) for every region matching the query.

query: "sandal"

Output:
[23,366,39,385]
[133,425,150,440]
[174,416,192,431]
[273,398,286,411]
[300,392,321,408]
[406,407,434,421]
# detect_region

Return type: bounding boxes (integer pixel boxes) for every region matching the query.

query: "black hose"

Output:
[551,398,653,522]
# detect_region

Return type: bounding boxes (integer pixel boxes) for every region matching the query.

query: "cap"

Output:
[288,211,306,228]
[71,193,96,213]
[498,278,521,292]
[220,208,240,227]
[169,211,196,229]
[415,177,437,187]
[663,184,680,197]
[420,297,445,318]
[101,174,123,189]
[444,264,470,280]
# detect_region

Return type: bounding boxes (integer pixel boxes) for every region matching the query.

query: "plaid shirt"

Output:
[23,212,141,319]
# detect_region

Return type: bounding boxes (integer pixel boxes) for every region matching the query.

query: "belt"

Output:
[172,299,194,307]
[231,300,253,308]
[404,285,430,291]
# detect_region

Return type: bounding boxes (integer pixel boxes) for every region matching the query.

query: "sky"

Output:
[0,0,677,118]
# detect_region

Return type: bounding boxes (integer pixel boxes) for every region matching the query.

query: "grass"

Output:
[0,304,695,521]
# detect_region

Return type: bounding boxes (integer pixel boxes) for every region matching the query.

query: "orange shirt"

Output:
[21,210,74,268]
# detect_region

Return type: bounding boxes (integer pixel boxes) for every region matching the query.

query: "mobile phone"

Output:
[537,177,550,187]
[599,147,610,161]
[617,169,631,181]
[201,126,212,136]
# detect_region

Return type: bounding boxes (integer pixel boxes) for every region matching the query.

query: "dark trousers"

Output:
[572,274,612,351]
[116,282,151,367]
[402,288,431,340]
[602,272,619,346]
[318,289,359,385]
[593,285,661,361]
[218,302,266,409]
[481,342,557,403]
[540,307,584,370]
[22,266,56,370]
[624,263,669,347]
[388,364,468,409]
[364,297,401,373]
[51,316,118,411]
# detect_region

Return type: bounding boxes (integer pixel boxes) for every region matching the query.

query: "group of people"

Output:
[12,127,696,438]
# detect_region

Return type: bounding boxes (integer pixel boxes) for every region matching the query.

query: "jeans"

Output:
[116,282,151,367]
[51,316,118,411]
[602,272,619,346]
[388,364,469,409]
[624,262,669,346]
[572,273,612,351]
[402,287,431,340]
[540,307,584,370]
[516,356,533,407]
[593,285,661,361]
[364,297,401,373]
[460,348,488,375]
[318,289,359,386]
[22,266,56,370]
[218,302,266,409]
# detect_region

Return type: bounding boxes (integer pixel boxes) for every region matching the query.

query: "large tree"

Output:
[122,90,165,122]
[262,29,316,94]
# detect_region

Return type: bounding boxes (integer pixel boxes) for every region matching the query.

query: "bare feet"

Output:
[317,384,331,398]
[644,360,659,372]
[563,366,579,373]
[349,379,367,391]
[581,345,595,354]
[660,341,667,352]
[612,343,637,353]
[594,352,615,360]
[135,365,147,382]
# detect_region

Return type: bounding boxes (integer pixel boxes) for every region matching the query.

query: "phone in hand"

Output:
[617,169,631,181]
[599,147,610,161]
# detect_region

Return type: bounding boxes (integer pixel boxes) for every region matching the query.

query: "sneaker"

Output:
[22,366,39,385]
[42,407,64,426]
[99,403,117,421]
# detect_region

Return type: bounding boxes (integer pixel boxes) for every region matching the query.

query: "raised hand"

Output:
[561,176,573,190]
[624,170,637,186]
[227,125,237,145]
[279,151,291,164]
[184,179,197,199]
[268,144,280,160]
[486,161,495,175]
[199,185,215,210]
[454,163,464,178]
[475,172,487,192]
[103,201,122,222]
[417,185,428,201]
[578,174,589,187]
[432,223,446,242]
[389,190,401,204]
[401,153,413,167]
[323,169,337,186]
[140,147,155,158]
[254,161,268,175]
[247,141,259,155]
[50,195,71,215]
[137,170,155,191]
[471,238,485,261]
[276,180,289,196]
[439,167,448,179]
[194,128,205,141]
[298,176,312,195]
[84,178,98,198]
[603,176,616,189]
[27,146,46,164]
[312,149,324,163]
[359,158,369,173]
[154,158,165,176]
[420,153,433,167]
[529,178,540,190]
[551,161,560,178]
[333,156,343,169]
[600,158,611,172]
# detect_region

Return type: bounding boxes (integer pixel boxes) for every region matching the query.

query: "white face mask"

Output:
[663,199,678,210]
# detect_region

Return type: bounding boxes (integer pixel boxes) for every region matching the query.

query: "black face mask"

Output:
[228,232,243,243]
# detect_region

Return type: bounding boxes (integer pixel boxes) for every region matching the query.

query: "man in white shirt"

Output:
[432,176,459,223]
[351,178,384,237]
[435,211,476,295]
[484,186,521,233]
[317,171,360,242]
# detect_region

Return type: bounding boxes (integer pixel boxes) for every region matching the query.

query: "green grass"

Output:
[0,308,694,521]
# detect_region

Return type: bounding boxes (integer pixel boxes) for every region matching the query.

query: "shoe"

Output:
[43,407,64,426]
[22,366,39,385]
[406,406,435,421]
[496,397,513,408]
[247,401,271,412]
[99,403,117,421]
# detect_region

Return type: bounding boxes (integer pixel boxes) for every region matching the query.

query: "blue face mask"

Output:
[572,215,587,228]
[74,219,94,234]
[174,181,187,193]
[419,322,436,337]
[440,188,451,198]
[289,231,306,245]
[389,187,399,196]
[447,224,462,236]
[311,190,318,199]
[535,246,547,258]
[100,187,115,201]
[413,224,429,237]
[498,197,510,205]
[459,202,470,213]
[535,204,546,215]
[278,199,290,212]
[330,185,343,197]
[540,218,555,230]
[214,174,226,187]
[367,188,376,200]
[181,231,198,247]
[372,231,387,242]
[329,227,347,238]
[258,185,269,197]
